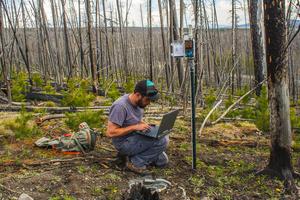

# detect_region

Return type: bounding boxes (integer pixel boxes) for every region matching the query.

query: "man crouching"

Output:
[106,80,168,174]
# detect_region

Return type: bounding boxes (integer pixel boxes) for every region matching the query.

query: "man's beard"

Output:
[137,98,146,108]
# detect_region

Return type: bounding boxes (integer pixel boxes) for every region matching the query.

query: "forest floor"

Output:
[1,110,300,200]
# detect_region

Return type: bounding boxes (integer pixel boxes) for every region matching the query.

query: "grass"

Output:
[91,187,104,196]
[103,185,119,199]
[77,165,89,174]
[49,195,76,200]
[173,122,285,200]
[189,175,205,188]
[179,143,190,151]
[103,173,122,181]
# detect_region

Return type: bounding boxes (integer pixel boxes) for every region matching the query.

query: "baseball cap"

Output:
[134,80,159,101]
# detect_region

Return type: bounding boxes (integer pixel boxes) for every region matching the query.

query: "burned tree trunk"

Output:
[102,0,111,79]
[261,0,297,191]
[86,0,98,94]
[169,0,183,88]
[249,0,264,96]
[61,0,72,78]
[116,0,128,78]
[50,0,63,85]
[0,2,11,104]
[1,0,32,86]
[21,0,30,80]
[95,0,101,81]
[158,0,170,89]
[231,0,237,95]
[148,0,153,81]
[78,0,86,78]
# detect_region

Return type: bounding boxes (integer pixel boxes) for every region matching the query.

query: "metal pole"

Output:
[189,58,197,170]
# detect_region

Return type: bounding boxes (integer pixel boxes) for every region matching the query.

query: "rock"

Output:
[18,193,34,200]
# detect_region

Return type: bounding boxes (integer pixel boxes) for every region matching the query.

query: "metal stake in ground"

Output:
[189,58,196,170]
[185,39,196,170]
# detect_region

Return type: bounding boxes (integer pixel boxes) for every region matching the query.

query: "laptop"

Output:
[136,109,180,139]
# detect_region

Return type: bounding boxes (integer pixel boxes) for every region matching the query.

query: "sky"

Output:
[4,0,299,28]
[120,0,249,27]
[124,0,250,27]
[38,0,250,28]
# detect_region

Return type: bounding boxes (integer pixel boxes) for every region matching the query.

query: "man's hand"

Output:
[106,121,151,138]
[134,122,151,132]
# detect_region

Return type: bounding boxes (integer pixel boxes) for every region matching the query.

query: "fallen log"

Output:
[0,105,110,113]
[35,114,66,125]
[25,92,63,103]
[0,96,30,106]
[0,105,184,114]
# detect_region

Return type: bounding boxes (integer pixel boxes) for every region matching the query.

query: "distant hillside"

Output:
[218,20,299,30]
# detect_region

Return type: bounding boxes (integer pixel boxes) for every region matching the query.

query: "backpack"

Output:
[35,122,97,154]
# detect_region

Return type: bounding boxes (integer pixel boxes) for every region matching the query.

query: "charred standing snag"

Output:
[249,0,264,96]
[257,0,299,194]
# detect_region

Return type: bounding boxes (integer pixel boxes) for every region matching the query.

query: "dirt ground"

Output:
[1,116,300,200]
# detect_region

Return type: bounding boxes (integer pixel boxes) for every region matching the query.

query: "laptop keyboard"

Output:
[144,129,151,133]
[137,126,158,137]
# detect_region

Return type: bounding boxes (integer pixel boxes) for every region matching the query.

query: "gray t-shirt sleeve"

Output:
[108,104,126,126]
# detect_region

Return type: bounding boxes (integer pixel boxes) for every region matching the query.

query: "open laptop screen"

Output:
[157,109,180,134]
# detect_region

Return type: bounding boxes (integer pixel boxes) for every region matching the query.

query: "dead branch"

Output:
[98,146,115,152]
[0,183,20,195]
[198,100,222,136]
[212,79,267,125]
[219,117,255,122]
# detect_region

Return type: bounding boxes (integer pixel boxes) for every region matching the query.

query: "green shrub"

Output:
[32,73,43,87]
[65,110,106,131]
[107,83,121,101]
[62,78,95,107]
[124,77,135,93]
[197,108,222,122]
[102,99,113,106]
[225,94,233,109]
[223,94,240,118]
[43,83,56,94]
[4,106,41,139]
[44,101,56,107]
[99,79,121,101]
[204,89,217,108]
[236,85,252,105]
[290,107,300,128]
[240,107,255,119]
[254,86,270,132]
[11,72,29,102]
